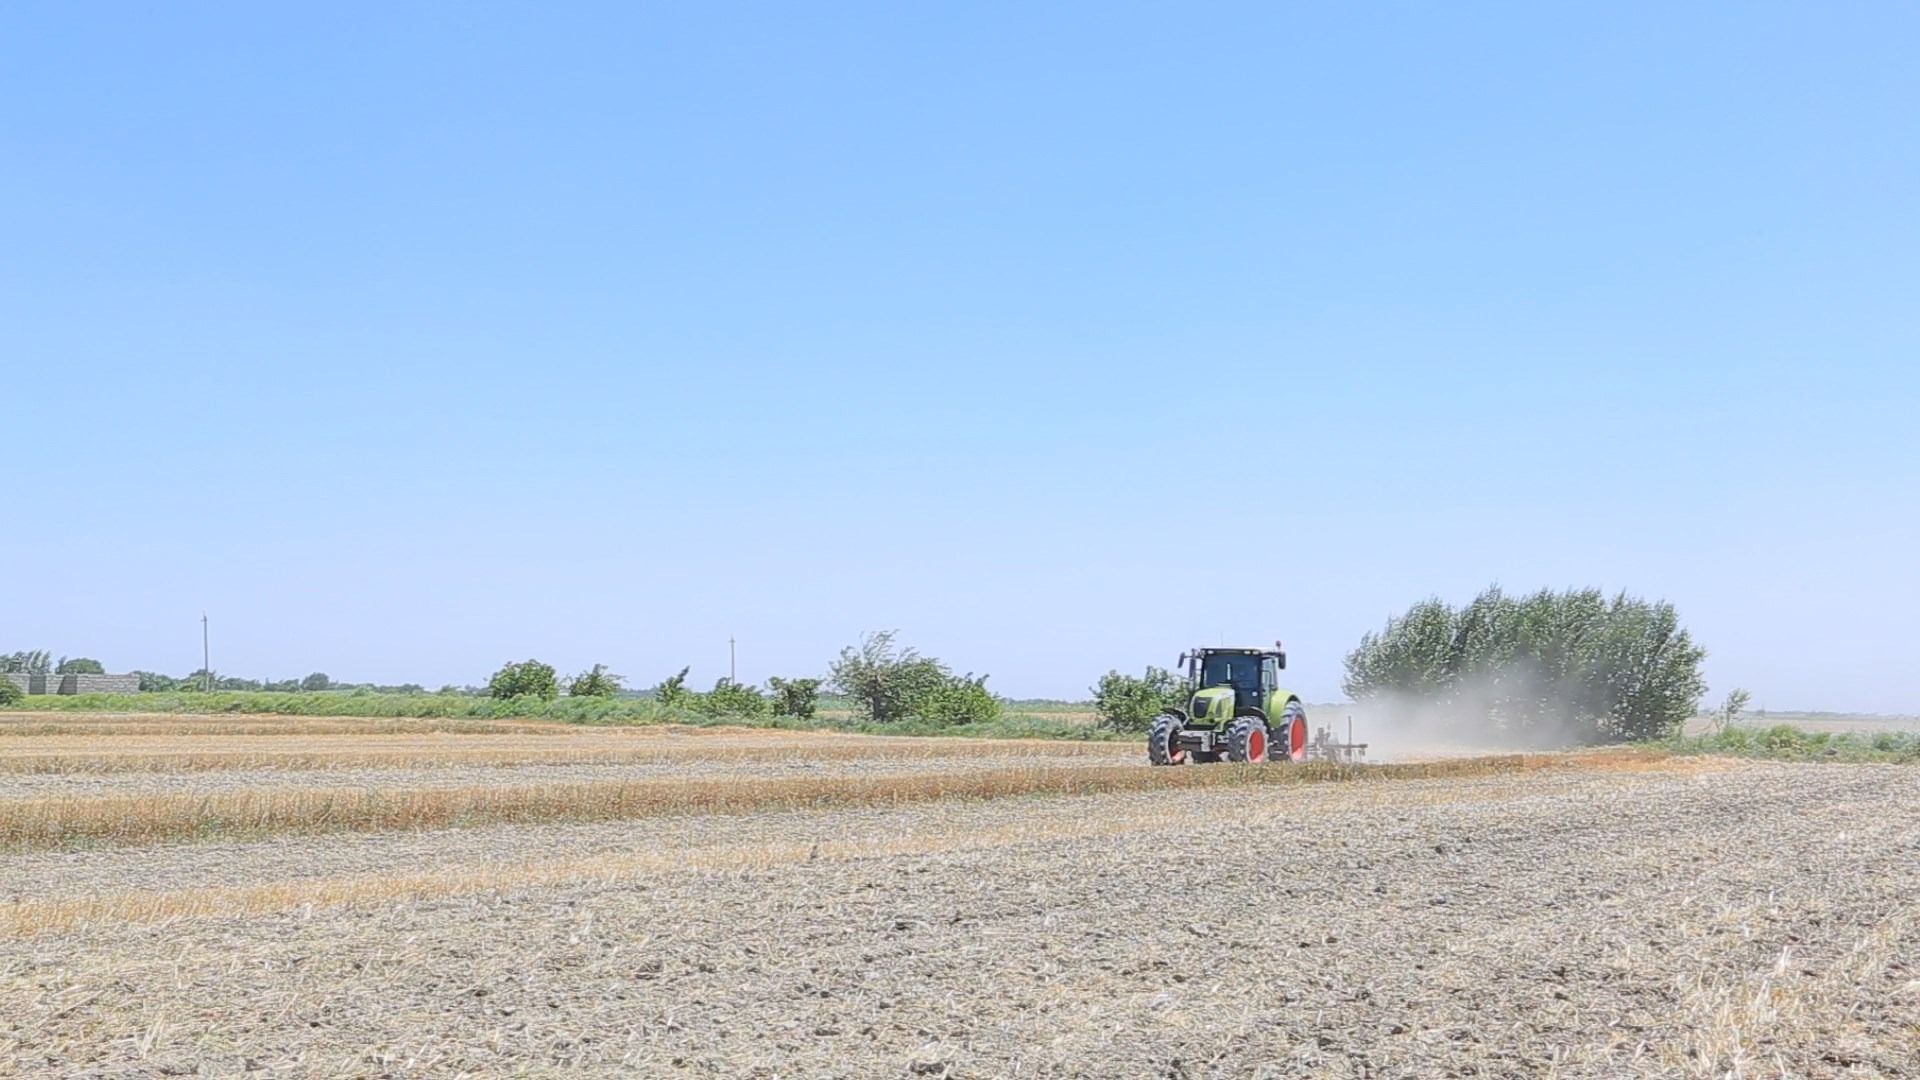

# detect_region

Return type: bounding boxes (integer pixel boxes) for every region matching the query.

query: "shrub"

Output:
[916,673,1003,727]
[653,667,693,709]
[567,664,624,698]
[1759,724,1807,752]
[488,660,559,701]
[698,678,769,717]
[0,678,21,706]
[1091,666,1185,733]
[767,676,821,720]
[1343,585,1708,744]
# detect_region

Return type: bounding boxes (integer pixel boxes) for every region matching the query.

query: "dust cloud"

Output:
[1321,671,1601,762]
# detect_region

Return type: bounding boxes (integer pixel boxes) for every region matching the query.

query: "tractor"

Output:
[1147,643,1308,765]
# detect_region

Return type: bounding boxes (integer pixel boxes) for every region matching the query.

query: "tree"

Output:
[828,631,1002,726]
[829,631,952,724]
[1713,688,1752,735]
[1,651,52,675]
[567,664,625,698]
[1092,666,1185,733]
[55,657,106,675]
[698,677,769,717]
[766,676,822,720]
[0,678,22,706]
[300,672,332,692]
[1343,586,1708,744]
[653,667,693,709]
[488,659,559,701]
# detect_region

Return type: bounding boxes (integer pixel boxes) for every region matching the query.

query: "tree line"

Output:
[12,586,1719,745]
[480,630,1002,727]
[1091,585,1714,745]
[2,651,107,676]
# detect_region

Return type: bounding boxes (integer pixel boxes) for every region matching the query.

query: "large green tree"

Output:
[1343,586,1707,744]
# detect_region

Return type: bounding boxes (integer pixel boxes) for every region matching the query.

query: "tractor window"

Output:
[1261,658,1279,692]
[1199,654,1261,696]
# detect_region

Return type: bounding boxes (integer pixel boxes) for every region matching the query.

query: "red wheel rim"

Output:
[1290,716,1307,761]
[1248,727,1267,762]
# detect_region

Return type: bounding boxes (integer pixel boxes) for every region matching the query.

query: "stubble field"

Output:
[2,711,1917,1079]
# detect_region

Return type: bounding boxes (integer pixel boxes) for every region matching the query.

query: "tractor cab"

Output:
[1194,649,1283,715]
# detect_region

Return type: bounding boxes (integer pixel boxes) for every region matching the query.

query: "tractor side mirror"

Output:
[1276,651,1287,670]
[1177,653,1188,668]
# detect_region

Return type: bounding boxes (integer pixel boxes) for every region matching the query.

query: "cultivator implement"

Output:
[1304,719,1368,764]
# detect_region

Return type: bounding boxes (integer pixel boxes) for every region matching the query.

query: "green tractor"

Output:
[1147,643,1308,765]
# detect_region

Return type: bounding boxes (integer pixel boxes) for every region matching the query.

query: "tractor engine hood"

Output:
[1187,686,1238,724]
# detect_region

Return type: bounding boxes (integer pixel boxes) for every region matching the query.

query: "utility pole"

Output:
[729,636,737,684]
[201,613,211,693]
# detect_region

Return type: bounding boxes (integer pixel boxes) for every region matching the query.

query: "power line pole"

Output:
[201,613,211,693]
[729,636,737,684]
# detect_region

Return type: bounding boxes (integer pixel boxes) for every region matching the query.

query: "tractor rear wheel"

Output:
[1146,714,1187,766]
[1270,699,1308,763]
[1225,716,1269,763]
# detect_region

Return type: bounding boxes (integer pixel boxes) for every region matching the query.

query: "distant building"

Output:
[3,672,141,695]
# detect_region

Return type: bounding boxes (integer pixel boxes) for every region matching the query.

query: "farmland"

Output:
[3,712,1918,1078]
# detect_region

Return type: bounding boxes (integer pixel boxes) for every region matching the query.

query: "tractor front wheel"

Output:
[1225,716,1269,763]
[1146,714,1187,766]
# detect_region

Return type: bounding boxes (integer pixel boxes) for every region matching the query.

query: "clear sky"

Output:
[4,3,1916,711]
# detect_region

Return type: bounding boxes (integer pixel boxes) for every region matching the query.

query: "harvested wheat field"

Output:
[2,714,1917,1079]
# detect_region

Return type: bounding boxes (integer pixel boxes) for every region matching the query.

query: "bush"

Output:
[488,659,559,701]
[1091,666,1185,733]
[697,678,769,717]
[1759,724,1807,752]
[767,676,821,720]
[1343,585,1708,744]
[653,667,692,708]
[915,673,1003,727]
[1671,726,1920,763]
[566,664,624,698]
[0,679,21,706]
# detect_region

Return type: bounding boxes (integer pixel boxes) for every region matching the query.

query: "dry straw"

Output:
[0,752,1645,853]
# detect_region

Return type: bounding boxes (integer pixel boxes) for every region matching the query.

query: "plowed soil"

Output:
[2,716,1916,1078]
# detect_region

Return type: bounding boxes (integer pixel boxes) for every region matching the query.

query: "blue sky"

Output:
[4,2,1916,711]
